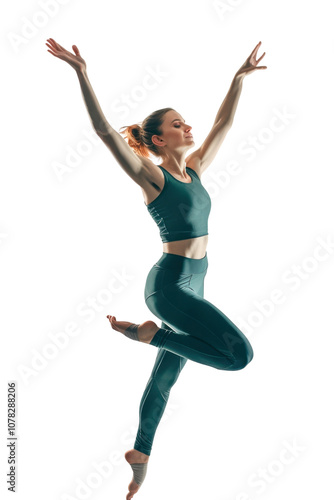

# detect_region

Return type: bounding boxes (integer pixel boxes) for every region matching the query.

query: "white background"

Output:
[1,0,334,499]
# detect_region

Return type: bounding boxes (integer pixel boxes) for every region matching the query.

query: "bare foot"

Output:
[124,448,150,499]
[106,315,159,344]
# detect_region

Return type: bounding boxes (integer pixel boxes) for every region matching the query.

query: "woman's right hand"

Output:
[46,38,86,72]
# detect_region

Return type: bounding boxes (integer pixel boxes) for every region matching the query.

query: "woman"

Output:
[46,38,266,500]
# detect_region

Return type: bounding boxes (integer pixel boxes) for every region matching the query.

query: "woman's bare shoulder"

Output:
[185,154,201,179]
[136,156,165,205]
[138,157,164,184]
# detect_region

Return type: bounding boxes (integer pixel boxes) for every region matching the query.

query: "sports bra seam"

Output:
[162,232,209,243]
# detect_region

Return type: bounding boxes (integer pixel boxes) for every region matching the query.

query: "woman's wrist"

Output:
[233,71,246,83]
[76,66,87,77]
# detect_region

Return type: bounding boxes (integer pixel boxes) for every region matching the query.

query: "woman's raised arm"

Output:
[45,38,148,186]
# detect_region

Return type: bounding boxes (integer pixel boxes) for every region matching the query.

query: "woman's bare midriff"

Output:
[163,235,208,259]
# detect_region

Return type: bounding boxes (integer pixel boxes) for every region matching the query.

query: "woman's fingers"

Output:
[257,51,266,63]
[45,43,62,59]
[47,38,70,55]
[46,39,81,63]
[46,49,57,57]
[250,41,262,59]
[45,41,55,51]
[46,38,58,50]
[253,41,261,53]
[45,42,58,56]
[46,40,61,55]
[46,38,86,71]
[48,38,63,50]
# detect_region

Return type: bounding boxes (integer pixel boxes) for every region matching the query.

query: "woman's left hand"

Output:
[236,41,267,77]
[46,38,86,72]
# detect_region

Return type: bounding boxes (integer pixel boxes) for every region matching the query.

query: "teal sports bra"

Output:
[145,165,211,243]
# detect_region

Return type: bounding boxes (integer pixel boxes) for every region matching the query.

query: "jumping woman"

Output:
[46,38,266,499]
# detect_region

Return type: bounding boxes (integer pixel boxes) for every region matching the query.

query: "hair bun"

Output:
[131,124,142,141]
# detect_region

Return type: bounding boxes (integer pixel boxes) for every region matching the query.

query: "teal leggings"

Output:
[134,252,253,456]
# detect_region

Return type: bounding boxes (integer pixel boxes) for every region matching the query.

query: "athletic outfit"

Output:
[132,165,254,457]
[145,165,211,242]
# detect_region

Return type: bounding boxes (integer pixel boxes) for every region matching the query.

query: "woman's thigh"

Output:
[145,265,252,365]
[143,257,207,382]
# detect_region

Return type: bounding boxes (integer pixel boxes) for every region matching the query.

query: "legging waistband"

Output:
[155,251,208,274]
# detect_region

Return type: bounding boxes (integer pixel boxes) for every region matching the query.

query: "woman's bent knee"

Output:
[227,344,254,371]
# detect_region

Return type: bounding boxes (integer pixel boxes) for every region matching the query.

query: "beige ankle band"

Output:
[130,461,148,486]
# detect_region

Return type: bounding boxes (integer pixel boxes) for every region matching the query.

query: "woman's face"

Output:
[153,110,194,152]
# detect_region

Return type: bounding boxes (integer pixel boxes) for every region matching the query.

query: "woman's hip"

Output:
[144,251,208,304]
[154,251,208,274]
